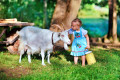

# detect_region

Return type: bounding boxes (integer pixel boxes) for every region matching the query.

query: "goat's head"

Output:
[59,30,71,50]
[59,30,71,44]
[51,24,71,50]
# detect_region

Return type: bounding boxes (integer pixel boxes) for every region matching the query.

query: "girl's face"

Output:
[71,22,80,30]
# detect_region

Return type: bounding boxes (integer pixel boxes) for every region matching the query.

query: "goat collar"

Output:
[52,32,54,45]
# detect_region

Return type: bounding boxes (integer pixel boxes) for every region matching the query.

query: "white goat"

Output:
[18,26,71,65]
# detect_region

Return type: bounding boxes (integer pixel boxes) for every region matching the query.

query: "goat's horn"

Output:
[61,23,65,31]
[51,24,64,31]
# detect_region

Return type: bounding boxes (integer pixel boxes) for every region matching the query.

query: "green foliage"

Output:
[79,3,108,18]
[81,0,98,7]
[0,47,120,80]
[81,0,120,17]
[0,0,56,28]
[84,4,94,10]
[82,4,95,10]
[117,0,120,17]
[78,10,101,18]
[81,0,108,8]
[96,0,108,7]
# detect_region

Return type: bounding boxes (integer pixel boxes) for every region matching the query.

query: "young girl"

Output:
[69,18,90,66]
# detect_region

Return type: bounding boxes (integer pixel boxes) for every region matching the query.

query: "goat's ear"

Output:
[58,33,61,37]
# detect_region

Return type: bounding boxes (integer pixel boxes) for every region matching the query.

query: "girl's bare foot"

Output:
[82,64,85,67]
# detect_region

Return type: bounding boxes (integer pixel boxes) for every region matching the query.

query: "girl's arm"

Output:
[84,34,90,49]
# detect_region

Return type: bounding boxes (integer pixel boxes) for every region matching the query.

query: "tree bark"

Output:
[50,0,81,31]
[63,0,82,29]
[50,0,81,48]
[43,0,48,29]
[112,0,118,43]
[108,0,113,38]
[108,0,118,43]
[50,0,68,32]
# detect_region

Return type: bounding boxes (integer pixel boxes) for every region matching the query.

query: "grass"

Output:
[0,47,120,80]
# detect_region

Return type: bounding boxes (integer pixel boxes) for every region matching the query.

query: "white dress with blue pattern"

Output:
[69,27,88,56]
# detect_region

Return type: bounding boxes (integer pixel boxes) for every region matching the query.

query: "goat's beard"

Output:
[64,43,69,50]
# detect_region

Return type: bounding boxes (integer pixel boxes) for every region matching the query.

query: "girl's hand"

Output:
[85,45,90,49]
[84,34,90,49]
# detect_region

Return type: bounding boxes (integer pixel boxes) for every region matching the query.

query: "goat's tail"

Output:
[16,31,20,35]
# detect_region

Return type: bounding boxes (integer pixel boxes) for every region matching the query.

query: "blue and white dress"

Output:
[69,27,88,56]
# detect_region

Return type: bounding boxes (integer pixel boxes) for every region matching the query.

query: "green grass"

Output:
[0,47,120,80]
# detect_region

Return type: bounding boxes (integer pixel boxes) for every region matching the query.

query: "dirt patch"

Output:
[0,66,31,78]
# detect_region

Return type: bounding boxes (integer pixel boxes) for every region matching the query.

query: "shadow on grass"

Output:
[9,46,120,66]
[51,47,73,61]
[20,52,42,61]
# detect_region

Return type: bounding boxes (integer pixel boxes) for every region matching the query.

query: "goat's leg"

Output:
[28,54,31,63]
[19,50,24,63]
[47,50,52,64]
[41,49,45,65]
[27,49,31,63]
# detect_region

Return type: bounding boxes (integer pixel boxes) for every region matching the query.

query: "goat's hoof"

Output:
[42,64,46,66]
[28,61,31,63]
[19,61,21,63]
[48,62,51,64]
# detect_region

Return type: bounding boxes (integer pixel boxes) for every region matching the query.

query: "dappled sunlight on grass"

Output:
[0,47,120,80]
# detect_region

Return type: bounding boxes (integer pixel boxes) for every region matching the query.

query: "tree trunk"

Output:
[50,0,81,31]
[108,0,118,43]
[50,0,81,48]
[63,0,82,29]
[50,0,68,32]
[108,0,113,38]
[43,0,48,29]
[112,0,118,43]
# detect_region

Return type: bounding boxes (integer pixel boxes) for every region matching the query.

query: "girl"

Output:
[69,18,90,66]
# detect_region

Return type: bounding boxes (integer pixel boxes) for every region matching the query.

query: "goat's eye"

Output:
[61,35,64,37]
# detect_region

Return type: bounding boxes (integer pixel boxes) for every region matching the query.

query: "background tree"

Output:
[50,0,82,31]
[62,0,82,29]
[108,0,118,43]
[50,0,68,31]
[49,0,81,47]
[43,0,48,29]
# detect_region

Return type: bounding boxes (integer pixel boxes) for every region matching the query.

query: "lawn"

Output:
[0,47,120,80]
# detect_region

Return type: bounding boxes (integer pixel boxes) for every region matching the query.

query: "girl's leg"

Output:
[74,56,78,64]
[81,55,86,66]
